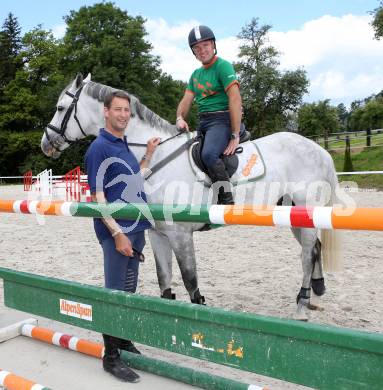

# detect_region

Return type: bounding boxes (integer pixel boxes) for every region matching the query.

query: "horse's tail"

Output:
[321,161,343,272]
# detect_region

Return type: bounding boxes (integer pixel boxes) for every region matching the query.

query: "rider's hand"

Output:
[224,137,240,155]
[176,118,190,132]
[114,233,133,257]
[146,137,161,158]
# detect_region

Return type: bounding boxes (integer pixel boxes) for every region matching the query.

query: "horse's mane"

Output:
[84,81,178,135]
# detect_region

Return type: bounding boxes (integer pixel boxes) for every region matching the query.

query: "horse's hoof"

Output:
[161,288,176,300]
[191,289,206,305]
[311,277,326,296]
[295,302,309,321]
[293,311,309,321]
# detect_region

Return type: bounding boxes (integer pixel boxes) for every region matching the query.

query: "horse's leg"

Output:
[310,239,326,296]
[291,228,326,297]
[148,229,175,299]
[295,227,319,321]
[166,229,205,304]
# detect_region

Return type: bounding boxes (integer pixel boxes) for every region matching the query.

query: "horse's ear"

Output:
[75,73,83,88]
[83,73,91,83]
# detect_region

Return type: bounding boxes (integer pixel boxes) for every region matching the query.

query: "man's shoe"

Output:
[119,339,141,354]
[103,354,140,383]
[102,334,140,382]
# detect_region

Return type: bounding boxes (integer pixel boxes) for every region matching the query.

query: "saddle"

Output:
[143,129,264,186]
[191,130,251,178]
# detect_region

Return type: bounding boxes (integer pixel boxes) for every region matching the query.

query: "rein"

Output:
[127,128,187,148]
[128,129,196,180]
[145,136,197,180]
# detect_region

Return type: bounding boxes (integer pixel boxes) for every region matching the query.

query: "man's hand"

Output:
[176,117,190,132]
[224,137,240,155]
[114,233,133,257]
[146,137,161,157]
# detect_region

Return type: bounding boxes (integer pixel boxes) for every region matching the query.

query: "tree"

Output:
[348,106,364,131]
[152,75,192,124]
[336,103,349,131]
[62,2,161,107]
[361,98,383,129]
[297,100,340,138]
[0,3,190,175]
[235,18,309,137]
[348,98,383,131]
[0,27,65,132]
[0,13,23,95]
[61,2,189,123]
[372,1,383,39]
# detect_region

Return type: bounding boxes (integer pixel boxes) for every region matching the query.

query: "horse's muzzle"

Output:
[41,132,63,158]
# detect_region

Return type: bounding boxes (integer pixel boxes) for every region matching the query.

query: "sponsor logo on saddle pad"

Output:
[60,298,93,321]
[232,142,265,184]
[242,153,258,177]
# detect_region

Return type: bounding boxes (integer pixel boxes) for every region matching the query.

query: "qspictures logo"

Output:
[60,299,93,321]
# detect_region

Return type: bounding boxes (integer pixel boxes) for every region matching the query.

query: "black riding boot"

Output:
[102,334,140,383]
[208,159,234,205]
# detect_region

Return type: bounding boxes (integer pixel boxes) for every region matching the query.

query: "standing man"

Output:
[176,25,242,204]
[85,91,160,383]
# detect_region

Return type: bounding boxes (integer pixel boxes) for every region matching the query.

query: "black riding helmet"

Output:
[188,25,217,54]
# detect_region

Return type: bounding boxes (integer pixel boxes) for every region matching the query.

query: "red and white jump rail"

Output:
[1,199,383,231]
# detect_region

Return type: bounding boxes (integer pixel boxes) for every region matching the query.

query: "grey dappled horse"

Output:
[42,74,342,320]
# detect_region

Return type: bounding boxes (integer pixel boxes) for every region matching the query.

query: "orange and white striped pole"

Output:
[0,369,51,390]
[1,199,383,231]
[209,204,383,231]
[21,324,104,358]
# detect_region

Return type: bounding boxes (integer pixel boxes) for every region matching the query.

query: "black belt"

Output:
[199,110,230,118]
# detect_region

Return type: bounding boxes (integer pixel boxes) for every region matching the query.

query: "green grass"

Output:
[330,146,383,189]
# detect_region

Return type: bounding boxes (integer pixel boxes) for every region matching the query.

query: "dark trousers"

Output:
[198,111,232,168]
[101,231,145,292]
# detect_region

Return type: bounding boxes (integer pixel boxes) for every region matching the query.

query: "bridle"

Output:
[45,86,87,152]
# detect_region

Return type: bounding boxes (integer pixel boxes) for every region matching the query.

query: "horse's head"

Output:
[42,73,180,160]
[42,73,93,158]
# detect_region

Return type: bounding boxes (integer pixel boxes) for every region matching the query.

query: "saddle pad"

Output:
[188,140,265,186]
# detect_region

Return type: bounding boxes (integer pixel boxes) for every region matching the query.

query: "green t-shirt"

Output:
[187,56,239,113]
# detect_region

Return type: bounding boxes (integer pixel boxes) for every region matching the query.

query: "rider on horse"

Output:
[176,25,243,205]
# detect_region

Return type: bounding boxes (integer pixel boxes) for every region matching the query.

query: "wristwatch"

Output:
[231,133,239,140]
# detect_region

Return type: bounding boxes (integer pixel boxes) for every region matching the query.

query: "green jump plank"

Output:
[120,351,251,390]
[0,267,382,390]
